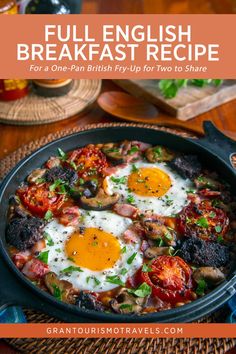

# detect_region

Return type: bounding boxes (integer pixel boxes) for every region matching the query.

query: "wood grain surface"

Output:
[113,80,236,121]
[0,79,236,161]
[0,2,236,351]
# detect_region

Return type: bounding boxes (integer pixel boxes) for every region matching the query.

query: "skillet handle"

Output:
[191,121,236,171]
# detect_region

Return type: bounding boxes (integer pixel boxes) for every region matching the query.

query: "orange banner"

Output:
[0,15,235,78]
[0,323,236,338]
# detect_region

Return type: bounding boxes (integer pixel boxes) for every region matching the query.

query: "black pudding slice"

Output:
[169,154,202,179]
[178,236,230,268]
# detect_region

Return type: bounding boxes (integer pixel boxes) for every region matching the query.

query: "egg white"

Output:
[105,161,194,216]
[43,211,143,292]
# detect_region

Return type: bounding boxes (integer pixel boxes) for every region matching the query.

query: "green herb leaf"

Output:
[86,276,101,286]
[121,246,127,254]
[37,250,49,264]
[119,304,133,311]
[44,210,53,221]
[158,79,223,99]
[215,225,222,233]
[60,266,83,274]
[196,217,209,228]
[196,279,207,295]
[209,211,216,218]
[217,236,224,243]
[44,232,54,246]
[120,268,128,275]
[128,146,139,155]
[70,161,77,170]
[106,275,125,286]
[57,148,67,160]
[128,282,152,298]
[126,194,135,204]
[154,238,165,247]
[131,164,139,172]
[110,176,126,184]
[52,284,62,300]
[127,252,137,265]
[164,231,173,240]
[79,178,85,185]
[142,263,152,272]
[49,179,65,192]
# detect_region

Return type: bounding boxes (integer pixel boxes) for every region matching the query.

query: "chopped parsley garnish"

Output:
[86,276,101,286]
[217,236,224,243]
[120,268,128,275]
[93,277,101,286]
[127,252,137,265]
[121,246,127,253]
[49,179,65,192]
[119,304,133,311]
[105,147,120,153]
[195,217,209,228]
[44,232,54,246]
[60,266,83,274]
[196,279,207,296]
[44,210,53,221]
[52,284,62,300]
[186,189,195,194]
[164,231,173,240]
[36,177,45,184]
[142,263,152,272]
[131,164,139,172]
[57,148,67,160]
[209,211,216,218]
[55,248,61,253]
[165,195,173,206]
[79,178,85,185]
[110,176,126,184]
[128,146,139,155]
[128,282,152,298]
[215,225,222,233]
[37,250,49,264]
[154,238,165,247]
[70,161,77,170]
[67,257,75,262]
[126,195,135,204]
[153,147,162,157]
[106,275,125,286]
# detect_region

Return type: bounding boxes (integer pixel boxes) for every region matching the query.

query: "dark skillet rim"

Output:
[0,125,236,323]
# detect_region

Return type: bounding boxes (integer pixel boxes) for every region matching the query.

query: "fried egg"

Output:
[43,211,143,292]
[104,161,194,216]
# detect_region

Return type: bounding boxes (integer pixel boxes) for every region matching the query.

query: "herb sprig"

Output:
[159,79,223,99]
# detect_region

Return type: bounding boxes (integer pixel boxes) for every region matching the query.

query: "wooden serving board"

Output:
[113,79,236,121]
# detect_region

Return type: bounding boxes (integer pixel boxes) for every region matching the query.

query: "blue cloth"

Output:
[0,306,26,324]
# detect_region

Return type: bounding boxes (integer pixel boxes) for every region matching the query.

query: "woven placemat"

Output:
[1,122,235,354]
[0,80,101,125]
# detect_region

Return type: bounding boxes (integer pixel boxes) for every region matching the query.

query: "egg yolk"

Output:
[65,227,121,271]
[128,167,171,197]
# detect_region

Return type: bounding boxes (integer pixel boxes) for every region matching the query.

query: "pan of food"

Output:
[0,121,236,323]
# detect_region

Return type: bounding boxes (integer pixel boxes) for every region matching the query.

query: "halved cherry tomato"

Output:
[139,256,193,304]
[17,183,66,217]
[66,146,108,178]
[178,200,229,242]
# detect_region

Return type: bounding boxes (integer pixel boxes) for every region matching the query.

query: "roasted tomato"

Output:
[66,145,108,178]
[17,183,66,217]
[178,200,229,242]
[139,256,193,304]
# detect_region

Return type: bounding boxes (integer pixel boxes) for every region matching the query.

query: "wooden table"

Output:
[1,1,236,353]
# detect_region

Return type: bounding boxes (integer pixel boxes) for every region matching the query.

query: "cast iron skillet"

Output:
[0,121,236,323]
